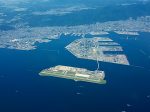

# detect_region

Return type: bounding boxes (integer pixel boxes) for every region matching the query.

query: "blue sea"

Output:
[0,1,150,112]
[0,32,150,112]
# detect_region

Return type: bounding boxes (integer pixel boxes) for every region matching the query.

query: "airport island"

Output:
[39,65,106,84]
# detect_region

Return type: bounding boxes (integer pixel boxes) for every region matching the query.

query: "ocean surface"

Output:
[0,1,150,112]
[0,33,150,112]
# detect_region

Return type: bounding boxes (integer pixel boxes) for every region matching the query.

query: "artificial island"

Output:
[39,36,130,84]
[66,37,129,65]
[39,65,106,84]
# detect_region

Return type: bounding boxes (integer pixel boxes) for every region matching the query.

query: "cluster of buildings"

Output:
[66,37,130,65]
[0,16,150,50]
